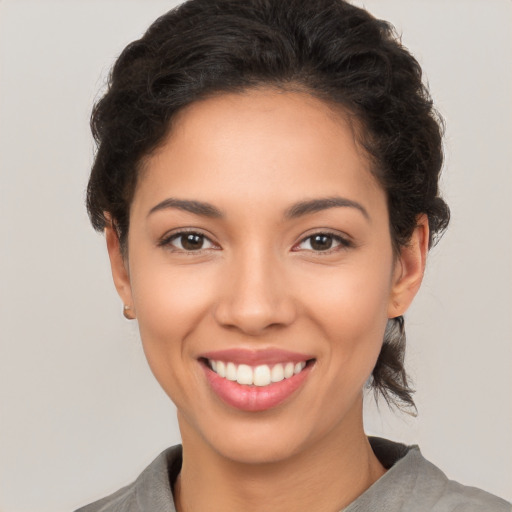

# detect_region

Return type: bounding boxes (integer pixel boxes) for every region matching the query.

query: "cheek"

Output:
[133,263,213,340]
[301,256,393,330]
[300,258,393,384]
[128,255,218,399]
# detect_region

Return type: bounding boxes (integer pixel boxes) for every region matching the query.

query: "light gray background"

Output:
[0,1,510,511]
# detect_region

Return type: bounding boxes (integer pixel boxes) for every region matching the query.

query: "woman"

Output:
[77,0,510,510]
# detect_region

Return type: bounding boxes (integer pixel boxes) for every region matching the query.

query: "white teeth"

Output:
[208,359,308,387]
[237,364,253,385]
[253,365,271,386]
[294,361,306,375]
[216,361,226,378]
[284,362,295,378]
[226,362,237,381]
[271,363,285,383]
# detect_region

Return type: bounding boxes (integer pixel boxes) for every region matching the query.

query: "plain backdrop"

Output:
[0,1,511,510]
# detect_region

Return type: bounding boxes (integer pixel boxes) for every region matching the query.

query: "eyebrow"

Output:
[284,196,370,221]
[147,195,369,221]
[148,198,223,218]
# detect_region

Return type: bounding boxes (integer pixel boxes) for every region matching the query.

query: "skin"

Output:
[106,89,428,512]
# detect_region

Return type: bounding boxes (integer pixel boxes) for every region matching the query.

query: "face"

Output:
[108,89,426,465]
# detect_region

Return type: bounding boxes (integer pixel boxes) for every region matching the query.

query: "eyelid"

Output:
[158,228,220,251]
[292,230,353,253]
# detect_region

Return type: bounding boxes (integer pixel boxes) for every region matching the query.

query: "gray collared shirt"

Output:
[76,438,511,512]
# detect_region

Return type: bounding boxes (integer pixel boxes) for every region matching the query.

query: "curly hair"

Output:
[87,0,450,410]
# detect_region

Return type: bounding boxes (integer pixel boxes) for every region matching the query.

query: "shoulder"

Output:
[437,480,511,512]
[409,450,510,511]
[353,437,511,512]
[74,445,182,512]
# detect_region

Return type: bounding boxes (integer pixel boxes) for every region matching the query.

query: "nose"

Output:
[213,245,297,336]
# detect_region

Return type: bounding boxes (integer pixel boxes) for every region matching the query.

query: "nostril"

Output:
[213,300,297,335]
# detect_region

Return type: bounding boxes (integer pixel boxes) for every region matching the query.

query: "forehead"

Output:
[133,89,384,217]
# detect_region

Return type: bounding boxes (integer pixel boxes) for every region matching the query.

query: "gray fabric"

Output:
[76,445,181,512]
[76,438,511,512]
[344,439,511,512]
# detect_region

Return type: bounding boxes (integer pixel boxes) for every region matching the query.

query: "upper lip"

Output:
[200,348,315,366]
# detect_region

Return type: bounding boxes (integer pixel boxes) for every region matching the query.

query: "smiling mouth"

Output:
[203,358,314,387]
[199,349,316,411]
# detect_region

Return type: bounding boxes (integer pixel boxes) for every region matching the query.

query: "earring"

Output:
[123,304,136,320]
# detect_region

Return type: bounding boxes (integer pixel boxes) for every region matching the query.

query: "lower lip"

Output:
[203,362,313,412]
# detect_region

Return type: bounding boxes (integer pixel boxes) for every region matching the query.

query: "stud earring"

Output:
[123,304,136,320]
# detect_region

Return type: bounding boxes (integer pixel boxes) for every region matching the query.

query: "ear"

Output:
[105,223,136,319]
[388,214,429,318]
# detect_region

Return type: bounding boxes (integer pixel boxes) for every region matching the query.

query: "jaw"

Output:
[175,396,381,512]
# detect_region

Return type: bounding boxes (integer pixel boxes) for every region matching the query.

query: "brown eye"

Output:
[310,234,333,251]
[296,232,351,252]
[180,233,205,250]
[161,231,216,252]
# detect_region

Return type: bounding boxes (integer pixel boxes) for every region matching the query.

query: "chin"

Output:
[212,429,310,466]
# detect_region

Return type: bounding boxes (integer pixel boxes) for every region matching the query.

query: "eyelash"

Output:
[293,232,353,254]
[158,229,219,253]
[158,230,352,254]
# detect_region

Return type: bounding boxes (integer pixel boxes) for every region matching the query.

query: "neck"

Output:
[174,404,386,512]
